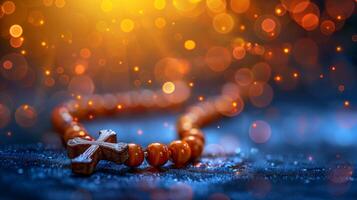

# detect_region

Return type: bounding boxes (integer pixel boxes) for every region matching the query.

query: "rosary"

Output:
[51,87,242,175]
[50,41,265,175]
[50,42,264,175]
[49,41,266,176]
[52,43,259,175]
[52,87,242,175]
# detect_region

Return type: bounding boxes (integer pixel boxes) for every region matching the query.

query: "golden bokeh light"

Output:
[101,0,113,12]
[233,46,246,60]
[281,0,310,12]
[79,48,92,59]
[55,0,66,8]
[320,20,335,35]
[9,24,23,38]
[301,13,319,31]
[154,0,166,10]
[283,48,290,54]
[344,100,350,107]
[261,18,276,33]
[184,40,196,50]
[155,57,190,82]
[162,81,175,94]
[43,0,53,7]
[275,4,286,16]
[205,46,231,72]
[231,0,250,14]
[133,66,140,72]
[213,13,234,34]
[75,64,86,75]
[255,15,280,40]
[173,0,199,12]
[206,0,226,13]
[2,60,13,70]
[0,53,28,80]
[235,68,253,86]
[120,18,135,33]
[10,37,24,48]
[28,11,46,26]
[155,17,166,29]
[2,1,16,15]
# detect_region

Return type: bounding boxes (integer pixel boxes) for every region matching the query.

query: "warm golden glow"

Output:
[344,101,350,107]
[184,40,196,50]
[154,0,166,10]
[213,13,234,34]
[45,70,51,76]
[2,1,16,15]
[162,81,175,94]
[101,0,113,12]
[155,17,166,29]
[133,66,140,72]
[9,24,23,38]
[120,18,135,33]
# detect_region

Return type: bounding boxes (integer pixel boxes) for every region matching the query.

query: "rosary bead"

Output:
[102,94,118,114]
[125,143,144,167]
[182,136,204,160]
[177,122,195,137]
[168,140,191,167]
[177,116,198,136]
[197,106,219,126]
[63,122,89,143]
[146,143,169,167]
[180,128,205,143]
[87,95,106,115]
[52,106,73,132]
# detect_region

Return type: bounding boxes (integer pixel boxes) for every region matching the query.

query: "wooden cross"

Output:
[67,129,129,175]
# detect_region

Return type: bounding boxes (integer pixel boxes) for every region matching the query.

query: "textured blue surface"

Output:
[0,105,356,199]
[0,143,356,200]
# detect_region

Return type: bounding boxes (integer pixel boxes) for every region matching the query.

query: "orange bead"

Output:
[125,143,144,167]
[177,115,198,136]
[182,136,204,160]
[146,143,169,167]
[168,140,191,167]
[180,128,205,143]
[63,122,89,143]
[52,106,73,132]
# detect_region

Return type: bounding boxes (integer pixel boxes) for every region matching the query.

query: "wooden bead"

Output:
[180,128,205,143]
[146,143,169,167]
[125,143,144,167]
[168,140,191,167]
[52,106,73,132]
[177,116,198,137]
[182,136,204,160]
[63,122,89,143]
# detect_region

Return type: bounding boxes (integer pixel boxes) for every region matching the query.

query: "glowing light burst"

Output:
[162,81,175,94]
[9,24,23,38]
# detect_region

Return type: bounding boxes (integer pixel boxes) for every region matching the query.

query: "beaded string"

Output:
[52,87,242,169]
